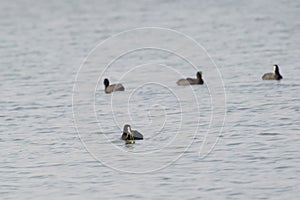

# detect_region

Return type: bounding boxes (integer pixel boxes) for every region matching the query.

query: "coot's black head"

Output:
[196,71,204,84]
[103,78,109,87]
[123,124,131,133]
[273,65,280,74]
[273,65,283,79]
[123,124,134,140]
[196,71,202,79]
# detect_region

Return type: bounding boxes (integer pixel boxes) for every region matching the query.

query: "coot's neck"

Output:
[198,78,204,84]
[104,79,110,88]
[274,67,282,79]
[275,68,280,75]
[197,74,203,84]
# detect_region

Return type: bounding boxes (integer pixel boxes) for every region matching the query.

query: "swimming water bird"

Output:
[103,78,125,93]
[262,65,283,80]
[176,71,204,86]
[121,124,143,144]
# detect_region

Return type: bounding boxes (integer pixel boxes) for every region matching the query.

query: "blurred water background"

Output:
[1,0,299,199]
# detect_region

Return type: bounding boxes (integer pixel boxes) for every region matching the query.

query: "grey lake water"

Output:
[1,0,300,199]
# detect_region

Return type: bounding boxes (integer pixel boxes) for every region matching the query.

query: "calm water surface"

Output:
[1,0,300,199]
